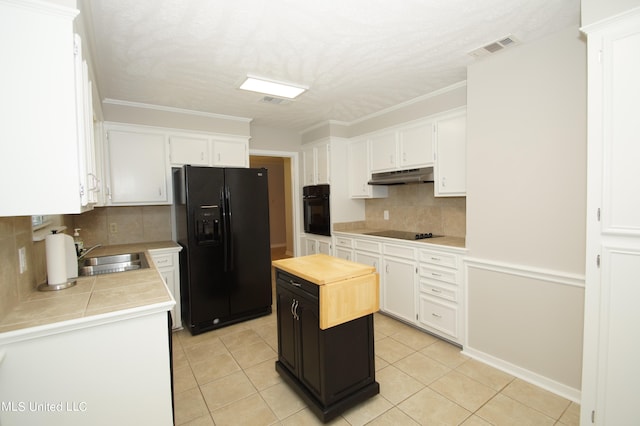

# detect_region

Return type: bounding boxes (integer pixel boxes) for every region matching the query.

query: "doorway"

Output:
[249,155,295,259]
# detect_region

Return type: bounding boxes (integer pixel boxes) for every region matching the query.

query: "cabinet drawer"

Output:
[419,265,457,285]
[276,270,319,299]
[419,279,457,303]
[354,239,381,253]
[335,237,353,248]
[419,249,458,269]
[418,295,458,338]
[151,253,173,269]
[384,243,416,259]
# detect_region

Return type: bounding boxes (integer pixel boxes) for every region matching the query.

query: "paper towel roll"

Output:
[45,233,68,285]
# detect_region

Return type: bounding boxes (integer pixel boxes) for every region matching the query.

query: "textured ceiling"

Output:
[83,0,580,131]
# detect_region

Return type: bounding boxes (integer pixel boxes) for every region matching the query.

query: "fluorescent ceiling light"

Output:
[239,75,307,99]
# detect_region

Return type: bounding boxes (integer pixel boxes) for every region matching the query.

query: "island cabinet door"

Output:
[276,288,298,374]
[298,296,322,399]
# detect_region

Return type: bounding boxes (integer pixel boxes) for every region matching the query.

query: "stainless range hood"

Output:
[368,167,434,185]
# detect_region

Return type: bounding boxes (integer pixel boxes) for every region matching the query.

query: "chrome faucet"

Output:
[78,244,102,260]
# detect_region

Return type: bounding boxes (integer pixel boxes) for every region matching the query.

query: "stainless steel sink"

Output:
[78,252,150,276]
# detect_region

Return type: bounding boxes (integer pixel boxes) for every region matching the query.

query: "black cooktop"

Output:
[364,230,441,240]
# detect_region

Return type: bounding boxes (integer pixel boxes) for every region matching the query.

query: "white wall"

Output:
[582,0,640,25]
[465,26,587,399]
[249,125,301,151]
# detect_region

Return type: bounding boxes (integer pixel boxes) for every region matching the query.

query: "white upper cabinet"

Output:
[434,111,466,197]
[211,138,248,167]
[398,121,434,169]
[370,122,435,173]
[169,135,209,166]
[348,138,388,199]
[0,0,87,216]
[302,141,330,186]
[105,127,170,205]
[370,131,398,173]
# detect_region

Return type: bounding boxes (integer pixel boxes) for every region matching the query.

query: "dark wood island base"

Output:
[276,358,380,422]
[272,255,381,423]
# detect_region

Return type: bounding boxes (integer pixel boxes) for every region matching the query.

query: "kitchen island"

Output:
[272,254,380,422]
[0,242,177,426]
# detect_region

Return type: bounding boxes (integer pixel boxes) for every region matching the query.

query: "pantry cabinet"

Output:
[581,9,640,425]
[0,0,93,216]
[104,128,170,205]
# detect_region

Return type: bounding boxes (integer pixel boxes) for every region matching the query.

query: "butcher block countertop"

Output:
[272,253,375,285]
[272,254,379,329]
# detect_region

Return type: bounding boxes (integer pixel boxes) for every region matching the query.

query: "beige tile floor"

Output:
[172,309,580,426]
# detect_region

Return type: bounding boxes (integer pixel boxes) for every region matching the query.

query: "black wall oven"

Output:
[303,184,330,236]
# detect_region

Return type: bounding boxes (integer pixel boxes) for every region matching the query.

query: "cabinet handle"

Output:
[385,264,390,273]
[289,280,302,288]
[431,256,441,261]
[291,299,299,320]
[431,288,442,293]
[431,272,442,277]
[442,177,447,187]
[431,313,442,318]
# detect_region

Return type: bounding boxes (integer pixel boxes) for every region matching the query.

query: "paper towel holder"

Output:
[37,280,77,292]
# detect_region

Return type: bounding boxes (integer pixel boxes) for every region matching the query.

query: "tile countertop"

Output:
[0,241,179,336]
[334,229,466,250]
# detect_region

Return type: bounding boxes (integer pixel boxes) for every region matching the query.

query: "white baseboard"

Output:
[462,345,581,403]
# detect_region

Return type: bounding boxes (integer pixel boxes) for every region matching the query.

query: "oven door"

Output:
[303,196,330,236]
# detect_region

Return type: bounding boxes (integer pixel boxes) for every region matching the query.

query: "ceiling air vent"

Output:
[259,95,290,105]
[468,35,520,58]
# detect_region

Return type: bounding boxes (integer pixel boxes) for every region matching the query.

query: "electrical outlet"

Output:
[383,210,389,220]
[109,223,118,233]
[18,247,27,274]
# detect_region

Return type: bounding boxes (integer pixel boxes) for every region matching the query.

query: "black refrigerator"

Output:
[174,165,272,335]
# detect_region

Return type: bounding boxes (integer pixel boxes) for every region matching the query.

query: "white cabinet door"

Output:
[348,138,369,197]
[302,142,331,185]
[106,129,169,205]
[0,312,173,426]
[582,12,640,425]
[348,138,388,199]
[370,131,398,172]
[211,139,247,167]
[334,247,353,261]
[382,256,416,324]
[149,248,182,330]
[399,121,434,169]
[169,135,209,166]
[0,1,83,216]
[434,113,466,197]
[316,143,330,184]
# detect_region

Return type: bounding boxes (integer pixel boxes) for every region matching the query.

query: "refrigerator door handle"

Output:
[222,185,234,272]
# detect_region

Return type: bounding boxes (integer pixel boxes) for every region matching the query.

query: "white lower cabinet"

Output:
[334,236,353,261]
[417,247,462,342]
[335,232,465,344]
[382,244,417,325]
[0,311,173,425]
[304,235,332,255]
[149,247,182,329]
